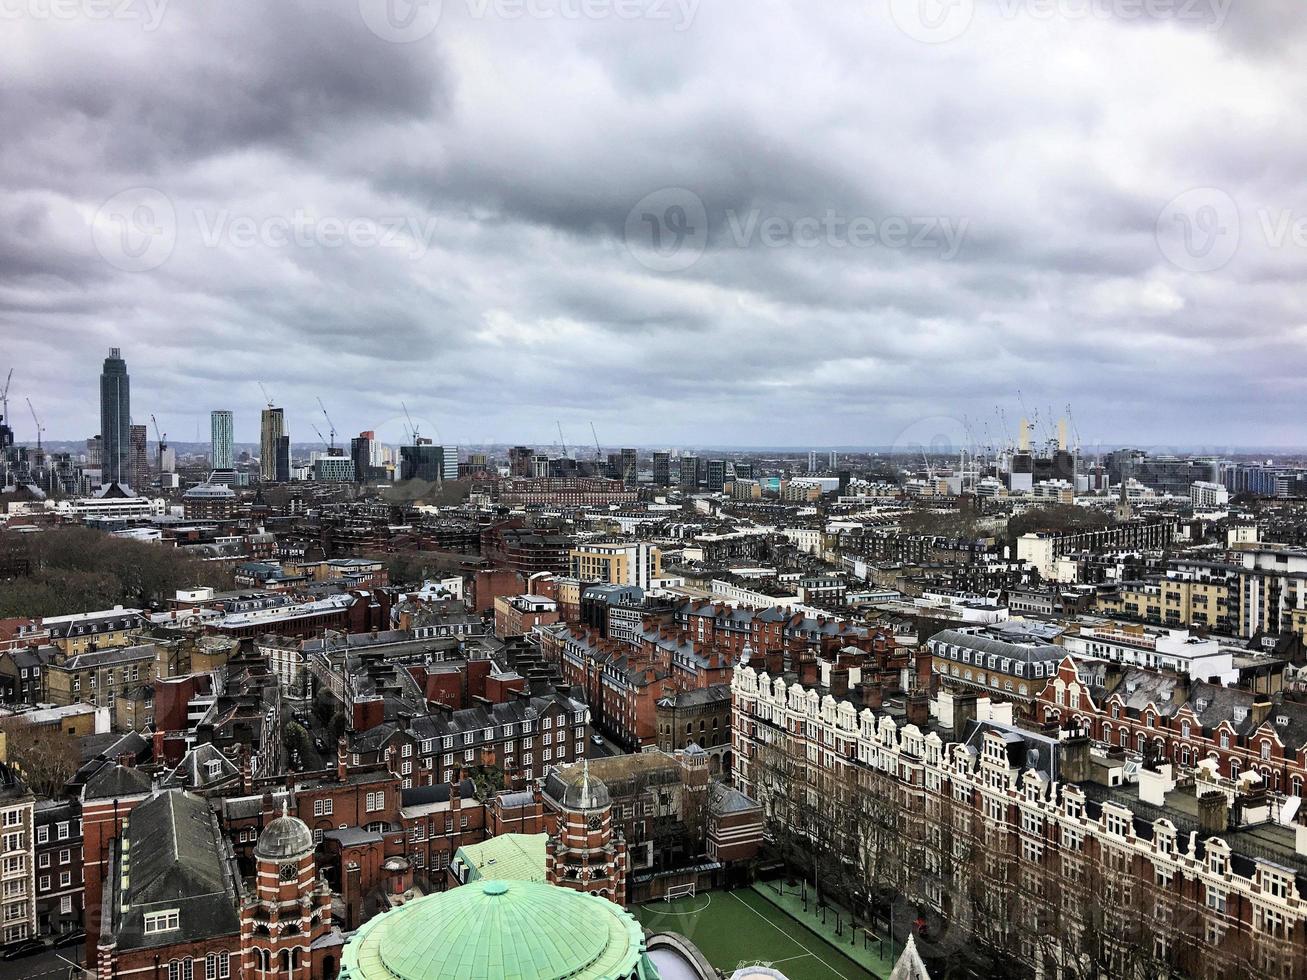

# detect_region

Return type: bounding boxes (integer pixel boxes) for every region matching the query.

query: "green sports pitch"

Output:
[634,888,880,980]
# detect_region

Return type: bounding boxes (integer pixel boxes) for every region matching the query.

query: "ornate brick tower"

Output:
[545,763,629,906]
[241,805,334,979]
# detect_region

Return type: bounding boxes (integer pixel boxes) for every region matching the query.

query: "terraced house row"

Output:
[732,664,1307,979]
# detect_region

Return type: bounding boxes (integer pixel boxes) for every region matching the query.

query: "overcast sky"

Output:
[3,0,1306,453]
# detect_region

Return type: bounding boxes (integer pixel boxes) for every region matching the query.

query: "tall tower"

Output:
[546,765,628,906]
[127,424,148,489]
[241,805,333,980]
[211,410,234,470]
[260,407,285,481]
[99,348,130,485]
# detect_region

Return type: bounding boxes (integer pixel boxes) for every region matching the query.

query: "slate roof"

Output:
[83,762,153,801]
[110,790,242,951]
[162,742,241,791]
[962,720,1060,784]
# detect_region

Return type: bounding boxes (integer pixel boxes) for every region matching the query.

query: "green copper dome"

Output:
[339,879,659,980]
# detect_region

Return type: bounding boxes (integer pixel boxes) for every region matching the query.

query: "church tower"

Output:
[241,805,334,980]
[546,764,629,906]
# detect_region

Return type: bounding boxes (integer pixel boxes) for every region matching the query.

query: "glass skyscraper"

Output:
[211,410,234,470]
[99,348,130,485]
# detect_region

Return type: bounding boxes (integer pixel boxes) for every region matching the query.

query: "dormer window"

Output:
[1277,715,1290,727]
[144,910,180,934]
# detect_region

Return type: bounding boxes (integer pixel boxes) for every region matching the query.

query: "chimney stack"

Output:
[905,691,929,728]
[858,681,883,711]
[829,666,850,699]
[1198,792,1229,836]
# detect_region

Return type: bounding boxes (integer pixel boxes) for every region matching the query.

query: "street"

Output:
[3,948,83,980]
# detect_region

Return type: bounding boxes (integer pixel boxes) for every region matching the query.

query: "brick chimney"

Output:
[336,736,349,783]
[1198,792,1229,836]
[1250,695,1273,730]
[858,682,883,711]
[797,655,819,687]
[829,666,850,699]
[152,728,165,762]
[764,649,784,676]
[905,691,929,728]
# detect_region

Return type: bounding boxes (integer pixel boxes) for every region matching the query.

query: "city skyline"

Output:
[4,4,1307,447]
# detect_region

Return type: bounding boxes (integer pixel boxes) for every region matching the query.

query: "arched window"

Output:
[205,953,217,980]
[1293,775,1302,797]
[281,949,292,973]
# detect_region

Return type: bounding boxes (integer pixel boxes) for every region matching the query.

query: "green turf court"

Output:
[633,888,880,980]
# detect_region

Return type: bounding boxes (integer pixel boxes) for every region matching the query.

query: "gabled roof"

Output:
[83,762,152,801]
[112,790,242,951]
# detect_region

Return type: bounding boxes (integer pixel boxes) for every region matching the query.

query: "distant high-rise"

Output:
[128,424,148,489]
[275,435,291,482]
[652,451,671,487]
[211,410,234,470]
[260,407,285,481]
[99,348,130,484]
[350,431,374,483]
[620,448,637,485]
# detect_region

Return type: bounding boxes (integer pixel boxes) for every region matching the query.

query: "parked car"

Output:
[2,937,49,960]
[591,734,606,746]
[52,932,85,950]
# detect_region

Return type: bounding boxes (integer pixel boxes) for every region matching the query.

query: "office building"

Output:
[399,441,457,482]
[127,424,148,489]
[679,455,700,488]
[259,407,285,481]
[210,410,234,470]
[98,348,130,485]
[619,447,637,484]
[652,451,671,487]
[275,435,290,482]
[350,431,374,483]
[706,459,726,492]
[569,541,662,590]
[312,453,355,482]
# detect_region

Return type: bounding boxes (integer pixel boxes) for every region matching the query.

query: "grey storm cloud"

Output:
[2,0,1307,450]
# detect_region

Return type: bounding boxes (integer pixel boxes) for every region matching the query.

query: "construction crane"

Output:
[151,414,167,477]
[316,397,337,452]
[402,402,419,444]
[25,398,42,451]
[556,421,567,457]
[589,422,601,461]
[310,422,328,448]
[0,369,11,428]
[258,382,274,409]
